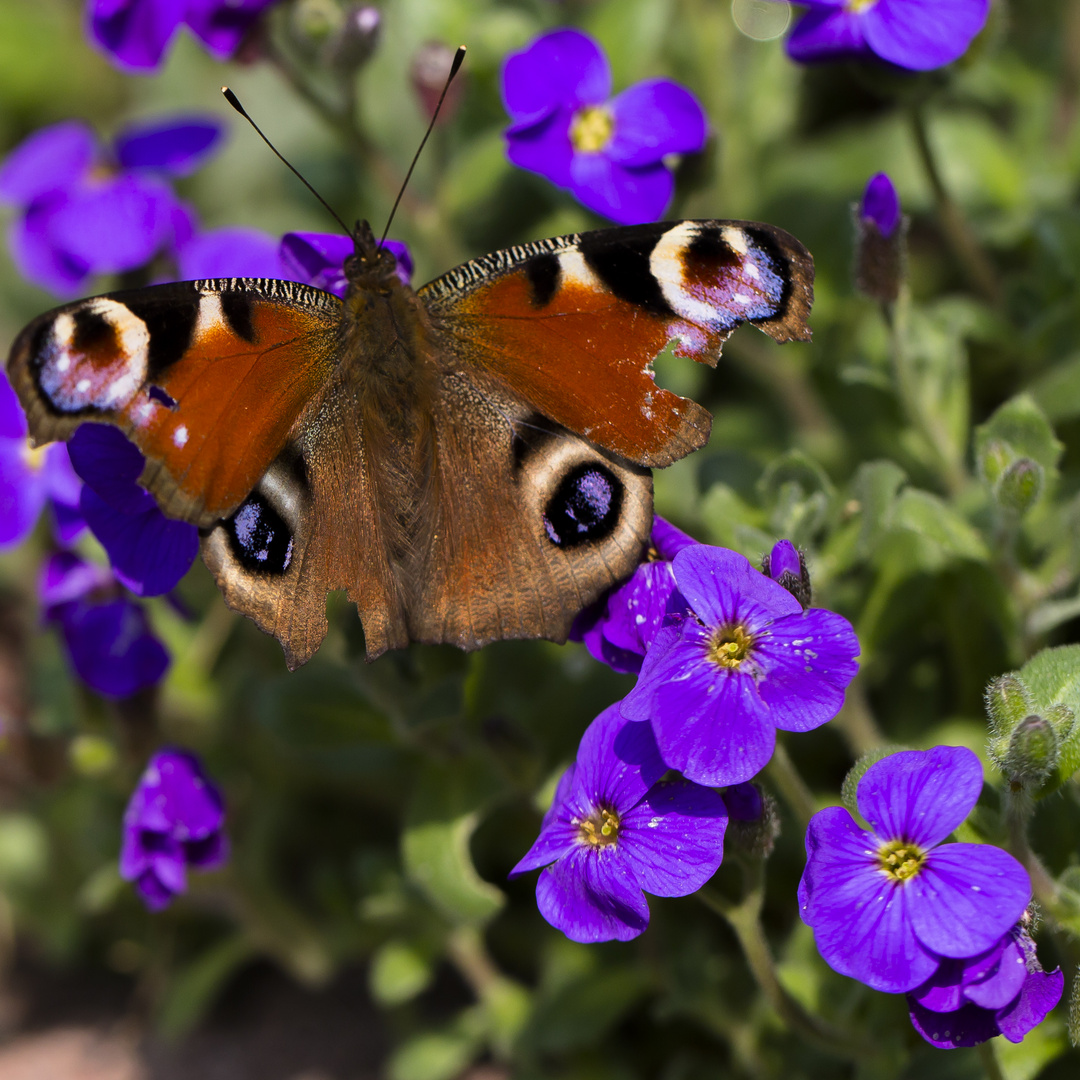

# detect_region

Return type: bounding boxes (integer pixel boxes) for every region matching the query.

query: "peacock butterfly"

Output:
[5,217,813,669]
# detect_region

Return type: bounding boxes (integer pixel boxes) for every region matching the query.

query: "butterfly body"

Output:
[8,219,813,668]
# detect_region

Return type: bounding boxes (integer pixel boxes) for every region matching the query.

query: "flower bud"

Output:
[996,457,1043,515]
[854,173,906,303]
[985,674,1034,737]
[289,0,341,48]
[1004,714,1058,790]
[411,41,465,122]
[762,539,811,609]
[723,782,780,861]
[979,437,1012,487]
[324,5,381,70]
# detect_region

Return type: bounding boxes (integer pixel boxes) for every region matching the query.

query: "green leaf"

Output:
[369,940,437,1006]
[1028,351,1080,423]
[156,935,256,1040]
[387,1009,485,1080]
[402,758,506,926]
[852,460,907,556]
[891,489,989,563]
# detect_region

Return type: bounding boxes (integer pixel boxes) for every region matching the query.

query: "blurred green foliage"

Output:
[2,0,1080,1077]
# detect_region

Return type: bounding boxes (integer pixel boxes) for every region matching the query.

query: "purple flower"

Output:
[0,118,221,296]
[0,370,84,547]
[799,746,1032,994]
[571,516,697,674]
[40,551,170,698]
[862,173,900,238]
[88,0,276,74]
[782,0,990,71]
[511,704,727,943]
[280,232,413,295]
[177,226,289,280]
[120,748,227,910]
[762,538,811,609]
[620,546,859,786]
[69,424,198,597]
[501,29,707,224]
[907,922,1064,1048]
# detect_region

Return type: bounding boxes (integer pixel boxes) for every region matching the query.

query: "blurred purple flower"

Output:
[782,0,990,71]
[0,118,221,296]
[40,551,170,698]
[120,748,227,910]
[280,232,414,294]
[762,538,811,609]
[69,423,198,596]
[88,0,276,74]
[501,29,707,224]
[177,226,288,279]
[571,516,696,674]
[512,704,727,942]
[862,172,900,238]
[799,746,1032,994]
[0,370,84,548]
[907,922,1064,1048]
[620,545,859,786]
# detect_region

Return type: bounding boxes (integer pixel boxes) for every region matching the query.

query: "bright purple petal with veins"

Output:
[57,598,169,697]
[757,609,859,732]
[0,122,95,205]
[857,746,983,848]
[0,371,27,439]
[786,8,872,65]
[88,0,185,73]
[996,967,1064,1043]
[51,175,176,273]
[652,516,698,560]
[115,118,224,176]
[179,227,286,280]
[571,704,665,815]
[607,80,707,167]
[964,938,1028,1010]
[569,155,673,225]
[280,232,353,294]
[535,847,649,943]
[502,29,611,126]
[800,806,939,992]
[907,844,1030,958]
[672,545,802,629]
[0,443,45,547]
[908,999,1002,1049]
[602,561,679,655]
[863,0,990,71]
[571,603,644,674]
[506,110,575,190]
[184,0,276,59]
[620,781,727,896]
[9,198,91,297]
[80,487,198,596]
[512,766,581,875]
[69,423,154,514]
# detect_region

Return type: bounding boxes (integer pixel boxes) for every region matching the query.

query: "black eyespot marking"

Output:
[148,385,177,409]
[226,492,293,573]
[526,253,560,307]
[543,464,623,547]
[221,292,256,343]
[124,295,198,379]
[72,306,116,353]
[579,232,674,316]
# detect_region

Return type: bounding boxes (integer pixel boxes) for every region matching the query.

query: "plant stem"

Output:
[699,868,871,1060]
[765,740,816,831]
[977,1041,1007,1080]
[909,107,1003,307]
[833,678,886,757]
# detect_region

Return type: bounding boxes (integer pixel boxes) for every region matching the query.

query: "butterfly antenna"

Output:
[379,45,466,249]
[221,86,356,242]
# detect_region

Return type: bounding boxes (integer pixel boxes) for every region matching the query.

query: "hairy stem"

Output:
[765,740,816,832]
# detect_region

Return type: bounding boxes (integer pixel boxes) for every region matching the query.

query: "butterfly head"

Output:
[344,220,406,293]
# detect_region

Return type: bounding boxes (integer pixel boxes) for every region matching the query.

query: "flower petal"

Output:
[279,231,354,295]
[506,108,575,190]
[863,0,990,72]
[856,746,984,848]
[607,80,707,167]
[908,844,1031,959]
[651,516,698,561]
[572,703,666,815]
[619,780,727,896]
[0,371,27,440]
[964,936,1028,1010]
[184,0,276,59]
[535,846,649,943]
[178,226,286,280]
[756,608,859,732]
[568,155,674,225]
[87,0,184,73]
[38,551,112,610]
[69,423,154,514]
[8,198,91,296]
[511,765,581,875]
[602,560,679,655]
[502,29,611,126]
[0,122,95,205]
[800,806,938,993]
[995,966,1065,1043]
[907,999,1001,1049]
[785,8,873,65]
[0,442,45,547]
[115,117,224,176]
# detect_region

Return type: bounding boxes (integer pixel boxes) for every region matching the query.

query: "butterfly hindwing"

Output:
[420,219,814,469]
[7,278,342,527]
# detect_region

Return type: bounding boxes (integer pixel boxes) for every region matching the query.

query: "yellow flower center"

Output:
[576,805,620,848]
[570,105,615,153]
[846,0,878,12]
[708,624,754,669]
[876,839,927,882]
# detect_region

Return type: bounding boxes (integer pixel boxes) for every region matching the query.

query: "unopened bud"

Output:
[978,438,1012,487]
[325,5,381,70]
[411,41,465,122]
[762,539,811,609]
[985,674,1034,737]
[854,173,906,303]
[290,0,340,47]
[996,457,1043,515]
[1004,714,1058,789]
[723,783,779,861]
